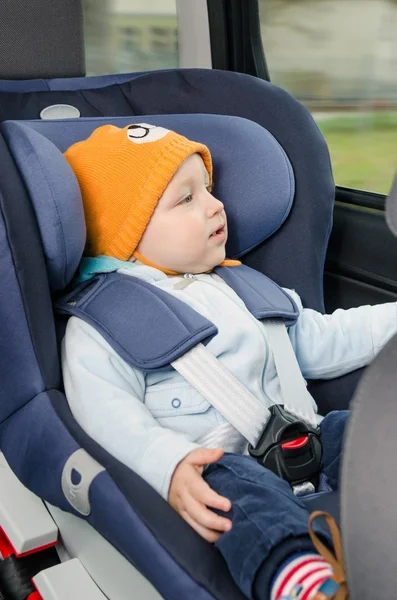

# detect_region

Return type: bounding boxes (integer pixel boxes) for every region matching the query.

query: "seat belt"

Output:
[171,319,318,450]
[264,319,318,427]
[172,320,321,491]
[172,341,269,449]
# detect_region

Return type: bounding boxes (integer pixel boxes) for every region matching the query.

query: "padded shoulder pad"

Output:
[57,273,217,371]
[215,264,299,326]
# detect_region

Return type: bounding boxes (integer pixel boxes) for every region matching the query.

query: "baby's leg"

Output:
[204,453,332,600]
[320,410,350,490]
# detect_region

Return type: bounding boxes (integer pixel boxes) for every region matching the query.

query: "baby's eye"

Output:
[180,194,193,205]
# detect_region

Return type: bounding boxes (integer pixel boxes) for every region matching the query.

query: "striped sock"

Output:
[270,552,335,600]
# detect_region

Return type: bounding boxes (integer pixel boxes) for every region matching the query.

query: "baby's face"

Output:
[136,154,228,274]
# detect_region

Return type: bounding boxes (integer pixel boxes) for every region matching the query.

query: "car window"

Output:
[258,0,397,194]
[83,0,179,76]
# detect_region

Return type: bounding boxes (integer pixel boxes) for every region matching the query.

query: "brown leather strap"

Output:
[308,511,349,599]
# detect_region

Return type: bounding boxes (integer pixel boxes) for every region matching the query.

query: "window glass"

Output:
[259,0,397,193]
[83,0,179,77]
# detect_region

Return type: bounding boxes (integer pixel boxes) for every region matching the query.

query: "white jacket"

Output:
[62,264,397,499]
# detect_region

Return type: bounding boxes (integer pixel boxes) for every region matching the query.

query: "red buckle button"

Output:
[281,436,309,450]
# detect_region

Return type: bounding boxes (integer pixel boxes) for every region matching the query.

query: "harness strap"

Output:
[196,422,249,455]
[265,319,318,428]
[172,321,318,450]
[172,343,268,448]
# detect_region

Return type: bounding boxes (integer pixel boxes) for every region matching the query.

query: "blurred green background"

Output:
[316,112,397,194]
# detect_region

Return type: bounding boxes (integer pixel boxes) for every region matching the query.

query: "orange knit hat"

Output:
[64,123,212,260]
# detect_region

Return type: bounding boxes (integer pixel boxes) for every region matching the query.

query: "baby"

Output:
[62,123,397,600]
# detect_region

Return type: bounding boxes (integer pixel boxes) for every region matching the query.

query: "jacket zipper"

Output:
[173,273,197,290]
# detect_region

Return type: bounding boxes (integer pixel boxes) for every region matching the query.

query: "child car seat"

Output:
[0,75,348,599]
[0,68,365,413]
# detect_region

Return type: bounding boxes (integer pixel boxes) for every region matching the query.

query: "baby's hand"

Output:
[168,447,232,543]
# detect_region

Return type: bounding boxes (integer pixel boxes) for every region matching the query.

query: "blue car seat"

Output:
[0,68,365,414]
[0,76,347,599]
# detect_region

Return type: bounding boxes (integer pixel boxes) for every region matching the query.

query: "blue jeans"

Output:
[203,410,349,600]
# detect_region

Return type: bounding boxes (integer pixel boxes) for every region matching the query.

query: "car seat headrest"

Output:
[2,121,85,292]
[2,114,294,291]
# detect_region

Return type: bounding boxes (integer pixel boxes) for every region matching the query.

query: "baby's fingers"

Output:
[186,496,232,534]
[192,477,232,513]
[181,510,222,544]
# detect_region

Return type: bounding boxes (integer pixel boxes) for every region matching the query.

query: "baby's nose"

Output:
[209,195,224,215]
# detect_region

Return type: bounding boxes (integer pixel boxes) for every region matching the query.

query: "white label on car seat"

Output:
[40,104,81,120]
[61,449,105,516]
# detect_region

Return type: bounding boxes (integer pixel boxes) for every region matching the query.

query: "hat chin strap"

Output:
[131,251,181,276]
[132,251,241,276]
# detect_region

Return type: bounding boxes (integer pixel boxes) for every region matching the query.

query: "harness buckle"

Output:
[248,405,322,487]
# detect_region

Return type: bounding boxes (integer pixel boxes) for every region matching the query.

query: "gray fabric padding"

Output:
[386,171,397,238]
[0,0,85,79]
[341,332,397,599]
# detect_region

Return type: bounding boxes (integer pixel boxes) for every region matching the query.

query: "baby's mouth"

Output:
[210,225,225,238]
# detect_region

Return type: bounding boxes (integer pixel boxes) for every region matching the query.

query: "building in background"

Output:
[83,0,178,76]
[83,0,113,76]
